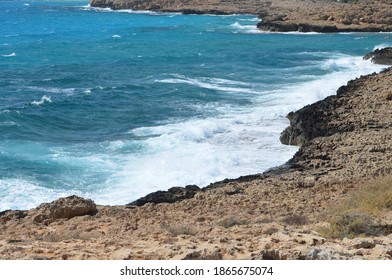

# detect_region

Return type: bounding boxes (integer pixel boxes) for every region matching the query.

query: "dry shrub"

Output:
[163,225,197,236]
[217,217,249,228]
[42,230,101,242]
[282,214,308,225]
[320,212,384,239]
[320,175,392,239]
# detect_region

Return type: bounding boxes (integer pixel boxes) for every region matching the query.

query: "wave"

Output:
[0,121,18,127]
[230,22,261,34]
[90,53,386,206]
[156,75,258,94]
[2,52,16,57]
[26,86,76,95]
[31,95,52,106]
[0,179,83,211]
[373,42,392,50]
[80,5,180,16]
[238,17,261,22]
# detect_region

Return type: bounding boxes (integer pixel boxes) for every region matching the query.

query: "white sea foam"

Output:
[27,86,76,95]
[81,5,177,16]
[230,22,262,34]
[157,75,257,94]
[0,179,83,211]
[89,53,385,206]
[2,52,16,57]
[238,17,260,22]
[373,42,392,50]
[98,115,297,205]
[31,95,52,106]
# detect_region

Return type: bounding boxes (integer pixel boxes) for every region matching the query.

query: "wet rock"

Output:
[363,47,392,65]
[127,185,201,206]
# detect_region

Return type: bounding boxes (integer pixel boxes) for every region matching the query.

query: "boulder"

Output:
[29,195,97,224]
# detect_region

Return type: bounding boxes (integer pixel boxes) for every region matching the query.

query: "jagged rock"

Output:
[363,47,392,65]
[257,249,287,260]
[29,195,97,224]
[127,185,201,206]
[298,248,337,260]
[0,210,28,223]
[182,250,223,260]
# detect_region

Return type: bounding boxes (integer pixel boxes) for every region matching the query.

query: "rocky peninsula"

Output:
[90,0,392,32]
[1,47,392,260]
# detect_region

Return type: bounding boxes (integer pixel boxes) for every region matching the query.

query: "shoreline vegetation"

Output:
[1,1,392,260]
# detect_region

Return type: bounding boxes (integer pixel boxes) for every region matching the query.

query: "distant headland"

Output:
[89,0,392,33]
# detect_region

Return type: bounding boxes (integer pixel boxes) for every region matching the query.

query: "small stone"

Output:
[353,239,376,249]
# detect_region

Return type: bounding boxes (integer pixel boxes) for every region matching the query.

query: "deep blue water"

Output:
[0,1,390,210]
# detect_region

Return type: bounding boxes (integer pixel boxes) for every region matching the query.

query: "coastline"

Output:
[1,47,392,259]
[89,0,392,33]
[2,1,392,260]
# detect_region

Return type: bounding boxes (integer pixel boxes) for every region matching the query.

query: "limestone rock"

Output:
[0,210,28,223]
[29,195,97,224]
[257,249,287,260]
[352,239,376,249]
[298,248,337,260]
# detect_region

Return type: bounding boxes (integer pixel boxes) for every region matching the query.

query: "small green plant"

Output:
[217,217,249,228]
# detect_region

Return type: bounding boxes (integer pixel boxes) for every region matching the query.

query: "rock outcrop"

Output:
[257,0,392,33]
[28,195,97,225]
[127,185,201,206]
[364,47,392,65]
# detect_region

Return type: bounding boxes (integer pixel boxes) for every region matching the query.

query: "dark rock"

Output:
[257,21,340,33]
[29,195,97,224]
[257,249,287,260]
[353,239,376,249]
[182,250,223,260]
[127,185,201,206]
[257,21,392,33]
[363,47,392,65]
[0,210,28,222]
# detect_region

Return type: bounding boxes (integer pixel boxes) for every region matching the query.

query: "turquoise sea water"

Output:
[0,1,390,210]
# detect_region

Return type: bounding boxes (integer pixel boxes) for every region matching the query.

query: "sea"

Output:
[0,0,390,210]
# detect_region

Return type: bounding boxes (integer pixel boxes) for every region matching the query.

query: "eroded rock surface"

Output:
[28,195,98,225]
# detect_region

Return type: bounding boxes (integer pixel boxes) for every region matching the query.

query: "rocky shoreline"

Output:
[1,48,392,260]
[89,0,392,33]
